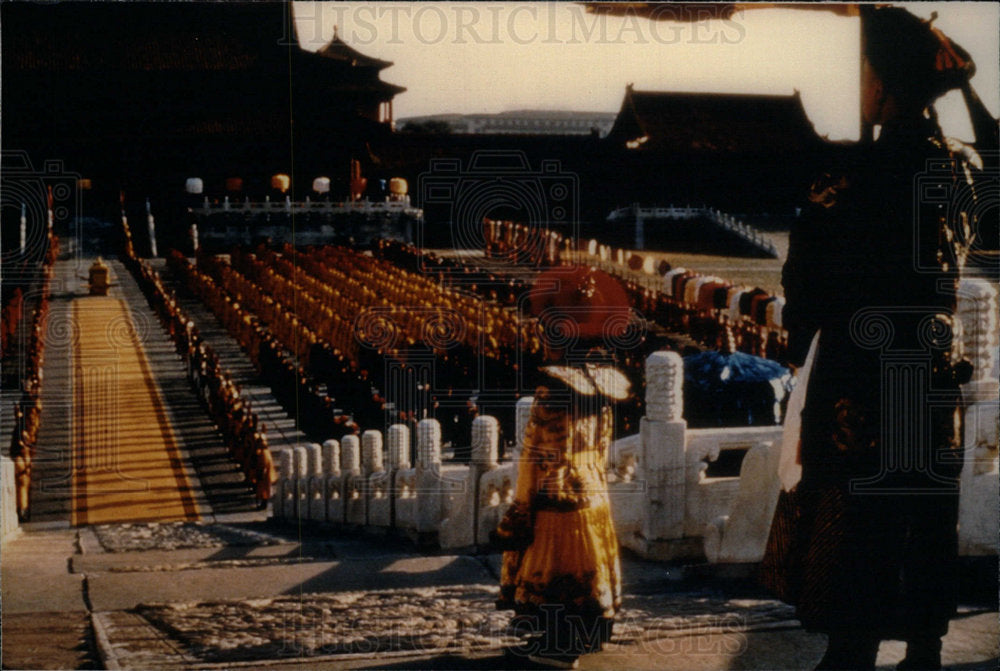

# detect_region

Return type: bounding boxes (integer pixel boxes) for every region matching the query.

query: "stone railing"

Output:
[276,418,468,546]
[1,456,20,545]
[195,197,421,218]
[274,277,998,560]
[956,277,1000,556]
[606,350,784,560]
[605,204,778,258]
[190,198,424,250]
[703,208,778,258]
[272,348,782,559]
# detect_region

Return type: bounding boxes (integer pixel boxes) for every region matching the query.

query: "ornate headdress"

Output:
[862,7,975,106]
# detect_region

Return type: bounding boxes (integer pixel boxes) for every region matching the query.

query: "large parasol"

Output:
[683,331,791,427]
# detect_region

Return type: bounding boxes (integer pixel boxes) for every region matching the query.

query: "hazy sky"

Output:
[292,2,999,142]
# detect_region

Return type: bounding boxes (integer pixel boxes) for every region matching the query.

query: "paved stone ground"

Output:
[1,528,97,670]
[1,612,100,671]
[97,587,797,669]
[90,521,283,553]
[5,523,996,671]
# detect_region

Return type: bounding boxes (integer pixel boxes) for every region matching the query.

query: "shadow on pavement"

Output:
[355,652,554,670]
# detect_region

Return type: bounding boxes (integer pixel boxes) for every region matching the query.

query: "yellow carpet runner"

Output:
[72,297,199,525]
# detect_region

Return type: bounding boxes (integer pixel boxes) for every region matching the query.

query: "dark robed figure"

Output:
[760,7,982,670]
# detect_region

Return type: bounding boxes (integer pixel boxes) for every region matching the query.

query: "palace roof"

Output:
[606,86,823,154]
[315,29,395,70]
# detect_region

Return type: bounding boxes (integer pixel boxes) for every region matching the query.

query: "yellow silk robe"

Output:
[495,363,629,620]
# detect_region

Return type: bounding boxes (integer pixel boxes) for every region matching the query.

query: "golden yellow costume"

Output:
[495,361,629,656]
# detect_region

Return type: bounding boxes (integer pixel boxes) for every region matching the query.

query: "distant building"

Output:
[376,86,831,225]
[591,85,831,215]
[1,3,406,205]
[307,27,406,125]
[397,111,617,137]
[605,85,823,155]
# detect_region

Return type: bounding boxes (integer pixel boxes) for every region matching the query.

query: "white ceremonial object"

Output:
[778,331,820,492]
